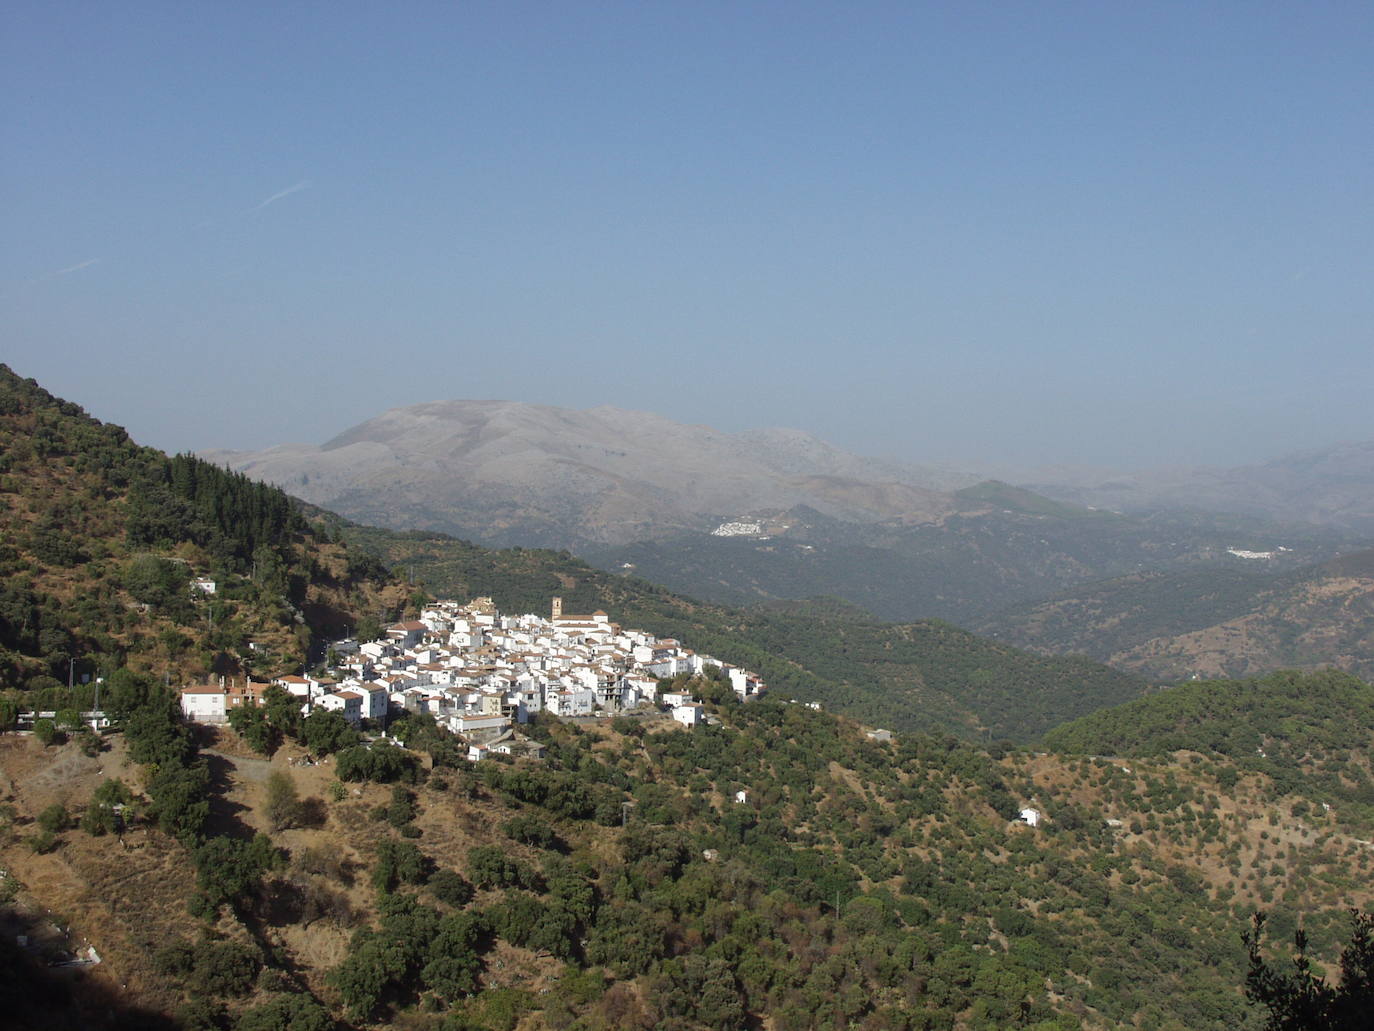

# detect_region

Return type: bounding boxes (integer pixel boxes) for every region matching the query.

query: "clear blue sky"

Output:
[4,1,1371,470]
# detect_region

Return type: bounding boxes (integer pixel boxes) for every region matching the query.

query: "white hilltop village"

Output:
[180,597,767,761]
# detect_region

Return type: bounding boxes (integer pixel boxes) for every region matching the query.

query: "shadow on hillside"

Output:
[0,934,179,1031]
[202,752,255,841]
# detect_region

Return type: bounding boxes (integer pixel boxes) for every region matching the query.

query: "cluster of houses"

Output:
[179,597,766,760]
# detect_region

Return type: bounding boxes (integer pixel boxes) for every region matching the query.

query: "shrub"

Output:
[36,803,70,833]
[428,869,475,908]
[26,830,57,854]
[234,993,331,1031]
[33,719,62,747]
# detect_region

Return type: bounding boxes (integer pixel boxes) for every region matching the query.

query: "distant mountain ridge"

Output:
[206,400,972,548]
[1021,441,1374,532]
[208,401,1371,632]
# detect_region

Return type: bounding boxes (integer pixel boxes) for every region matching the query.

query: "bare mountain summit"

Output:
[204,400,968,547]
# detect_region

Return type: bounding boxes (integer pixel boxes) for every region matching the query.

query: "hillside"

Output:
[979,548,1374,682]
[2,673,1370,1031]
[1042,669,1374,821]
[3,368,1371,1030]
[0,364,407,693]
[337,520,1149,743]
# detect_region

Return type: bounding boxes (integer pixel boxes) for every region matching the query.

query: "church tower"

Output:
[551,596,562,620]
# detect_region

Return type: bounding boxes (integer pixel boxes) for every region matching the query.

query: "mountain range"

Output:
[207,402,1374,659]
[1022,441,1374,532]
[204,401,972,549]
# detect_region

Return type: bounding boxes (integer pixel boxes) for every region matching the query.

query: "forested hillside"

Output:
[2,671,1369,1030]
[0,364,406,693]
[337,522,1147,742]
[1042,670,1374,821]
[982,553,1374,682]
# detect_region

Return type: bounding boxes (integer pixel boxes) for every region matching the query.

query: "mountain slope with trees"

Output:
[0,363,408,693]
[979,549,1374,682]
[3,670,1370,1030]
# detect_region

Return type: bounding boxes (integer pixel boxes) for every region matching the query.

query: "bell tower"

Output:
[551,596,563,620]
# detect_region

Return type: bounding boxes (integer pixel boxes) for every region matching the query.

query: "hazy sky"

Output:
[4,2,1372,471]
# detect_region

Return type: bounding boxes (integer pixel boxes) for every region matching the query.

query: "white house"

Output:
[362,683,391,721]
[548,687,595,717]
[272,674,316,700]
[319,690,365,725]
[180,684,227,723]
[672,703,704,728]
[1019,807,1041,828]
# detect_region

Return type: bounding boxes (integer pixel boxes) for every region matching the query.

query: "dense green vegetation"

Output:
[0,363,401,690]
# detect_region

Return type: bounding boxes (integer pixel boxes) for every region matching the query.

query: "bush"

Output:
[192,940,260,997]
[373,838,429,894]
[33,719,62,747]
[26,830,57,854]
[386,786,417,828]
[234,993,332,1031]
[300,710,360,756]
[336,742,418,783]
[36,803,70,833]
[502,813,559,850]
[428,869,475,908]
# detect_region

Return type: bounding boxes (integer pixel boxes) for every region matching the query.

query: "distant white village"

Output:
[181,597,766,760]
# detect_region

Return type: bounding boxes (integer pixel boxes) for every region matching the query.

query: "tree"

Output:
[234,993,331,1031]
[1243,909,1374,1030]
[36,803,70,833]
[33,718,61,747]
[264,770,302,832]
[229,705,280,755]
[262,684,302,738]
[373,838,428,894]
[0,696,19,732]
[300,709,359,755]
[82,777,134,836]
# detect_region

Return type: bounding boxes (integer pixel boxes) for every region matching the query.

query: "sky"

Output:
[4,1,1372,472]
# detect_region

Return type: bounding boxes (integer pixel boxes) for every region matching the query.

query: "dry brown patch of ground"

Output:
[0,734,197,1015]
